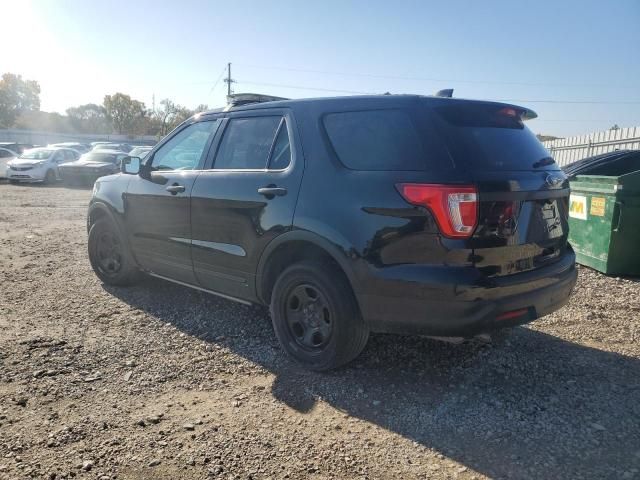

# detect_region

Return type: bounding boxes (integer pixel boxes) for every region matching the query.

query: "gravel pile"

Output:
[0,183,638,479]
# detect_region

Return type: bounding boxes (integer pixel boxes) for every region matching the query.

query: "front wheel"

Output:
[44,169,56,184]
[88,218,139,286]
[270,261,369,371]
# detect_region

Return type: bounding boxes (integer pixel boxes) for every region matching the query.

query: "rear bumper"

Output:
[358,247,577,336]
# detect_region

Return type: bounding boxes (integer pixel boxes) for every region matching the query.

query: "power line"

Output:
[496,99,640,105]
[208,67,227,95]
[236,62,640,89]
[236,79,640,104]
[236,80,375,95]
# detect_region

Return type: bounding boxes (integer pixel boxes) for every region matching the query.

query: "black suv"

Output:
[87,94,577,370]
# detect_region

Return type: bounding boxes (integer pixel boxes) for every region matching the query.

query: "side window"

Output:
[0,150,10,158]
[267,120,291,170]
[53,151,65,163]
[323,110,425,170]
[65,150,77,160]
[213,116,281,170]
[151,120,220,171]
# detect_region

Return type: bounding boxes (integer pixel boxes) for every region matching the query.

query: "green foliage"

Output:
[66,103,109,133]
[0,73,41,128]
[14,110,75,133]
[103,93,146,134]
[154,98,198,136]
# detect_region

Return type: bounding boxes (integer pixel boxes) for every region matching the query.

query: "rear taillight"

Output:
[396,183,478,238]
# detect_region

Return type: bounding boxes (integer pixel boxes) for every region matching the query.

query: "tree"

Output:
[155,98,195,136]
[0,73,41,128]
[610,124,621,131]
[103,93,145,134]
[66,103,109,133]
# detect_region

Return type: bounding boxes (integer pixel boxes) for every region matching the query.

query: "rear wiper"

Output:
[533,157,556,168]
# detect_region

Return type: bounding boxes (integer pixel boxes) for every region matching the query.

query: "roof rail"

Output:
[225,93,289,110]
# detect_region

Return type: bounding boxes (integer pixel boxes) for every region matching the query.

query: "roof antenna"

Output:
[435,88,454,98]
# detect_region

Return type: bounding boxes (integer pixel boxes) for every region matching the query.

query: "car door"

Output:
[124,118,222,284]
[190,109,304,301]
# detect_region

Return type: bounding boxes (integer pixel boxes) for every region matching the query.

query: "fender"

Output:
[255,229,362,304]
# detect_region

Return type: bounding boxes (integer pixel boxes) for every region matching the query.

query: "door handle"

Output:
[166,184,186,194]
[257,186,287,198]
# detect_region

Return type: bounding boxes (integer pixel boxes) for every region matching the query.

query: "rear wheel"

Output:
[88,218,139,286]
[270,261,369,371]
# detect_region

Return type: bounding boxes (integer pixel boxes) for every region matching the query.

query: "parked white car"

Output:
[6,147,79,184]
[0,147,18,179]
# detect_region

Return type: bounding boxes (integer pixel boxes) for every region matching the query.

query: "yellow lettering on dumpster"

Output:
[590,197,606,217]
[569,194,587,220]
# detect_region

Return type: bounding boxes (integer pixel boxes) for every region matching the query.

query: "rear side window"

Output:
[214,116,281,170]
[268,120,291,170]
[433,103,557,171]
[324,110,425,170]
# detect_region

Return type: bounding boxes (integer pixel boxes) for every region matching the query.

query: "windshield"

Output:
[19,149,53,160]
[432,103,558,171]
[81,152,121,163]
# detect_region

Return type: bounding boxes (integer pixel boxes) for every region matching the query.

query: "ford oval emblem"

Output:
[545,174,563,187]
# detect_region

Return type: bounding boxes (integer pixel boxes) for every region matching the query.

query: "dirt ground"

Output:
[0,182,639,480]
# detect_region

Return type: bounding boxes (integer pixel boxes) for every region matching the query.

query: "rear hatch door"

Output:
[431,101,570,277]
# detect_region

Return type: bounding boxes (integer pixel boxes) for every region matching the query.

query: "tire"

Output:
[270,261,369,371]
[88,218,139,286]
[44,169,56,185]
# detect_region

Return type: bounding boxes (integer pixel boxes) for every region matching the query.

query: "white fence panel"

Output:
[544,126,640,167]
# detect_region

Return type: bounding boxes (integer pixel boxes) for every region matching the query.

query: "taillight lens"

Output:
[396,183,478,238]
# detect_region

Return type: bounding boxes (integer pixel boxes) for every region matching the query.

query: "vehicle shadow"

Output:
[105,277,640,479]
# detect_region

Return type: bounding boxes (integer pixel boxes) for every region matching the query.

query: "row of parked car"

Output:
[0,141,153,186]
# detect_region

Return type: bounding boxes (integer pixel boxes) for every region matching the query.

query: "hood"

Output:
[60,159,115,168]
[95,173,122,182]
[9,159,49,167]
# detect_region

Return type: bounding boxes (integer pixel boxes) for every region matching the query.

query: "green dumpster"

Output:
[568,169,640,275]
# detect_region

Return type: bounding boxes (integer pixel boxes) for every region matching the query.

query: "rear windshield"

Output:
[432,103,558,171]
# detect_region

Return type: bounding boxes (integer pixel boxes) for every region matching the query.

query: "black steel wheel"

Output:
[95,229,123,276]
[285,284,334,351]
[88,218,139,286]
[270,261,369,371]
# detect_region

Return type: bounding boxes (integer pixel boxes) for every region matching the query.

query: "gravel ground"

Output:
[0,183,639,480]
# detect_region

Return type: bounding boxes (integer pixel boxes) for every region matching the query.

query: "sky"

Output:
[2,0,639,137]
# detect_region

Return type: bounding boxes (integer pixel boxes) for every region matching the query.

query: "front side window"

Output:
[151,120,220,171]
[213,116,281,170]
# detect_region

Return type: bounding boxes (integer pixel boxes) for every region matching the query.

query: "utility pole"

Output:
[224,62,235,99]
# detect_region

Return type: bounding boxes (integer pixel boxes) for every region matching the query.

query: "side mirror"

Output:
[121,156,141,175]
